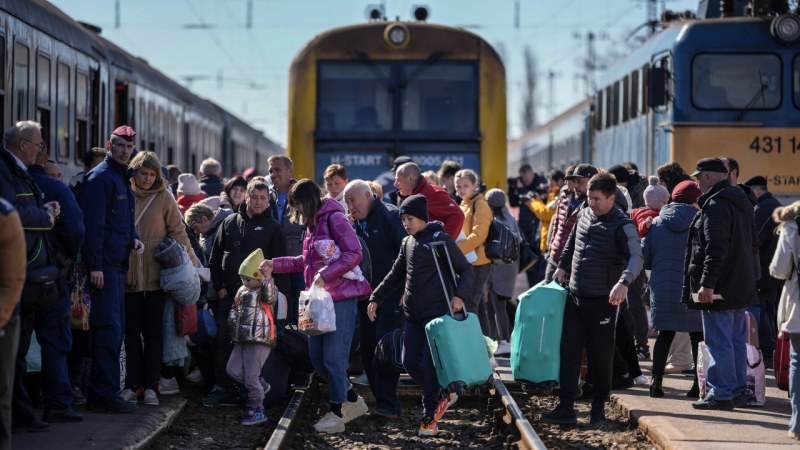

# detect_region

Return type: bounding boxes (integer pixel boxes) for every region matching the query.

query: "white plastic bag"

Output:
[745,343,766,406]
[298,285,336,335]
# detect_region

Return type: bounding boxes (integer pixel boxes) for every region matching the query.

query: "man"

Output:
[683,157,758,410]
[198,157,224,197]
[608,164,645,209]
[78,125,143,413]
[207,179,288,406]
[743,175,782,359]
[374,155,412,202]
[166,164,182,198]
[393,162,464,239]
[544,163,597,283]
[343,180,405,419]
[70,147,106,195]
[542,173,643,426]
[43,160,62,182]
[509,164,548,287]
[437,160,462,203]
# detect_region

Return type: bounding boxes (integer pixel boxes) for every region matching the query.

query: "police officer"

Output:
[79,126,143,413]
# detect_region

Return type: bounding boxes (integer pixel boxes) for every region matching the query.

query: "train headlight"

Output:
[771,14,800,45]
[384,24,410,48]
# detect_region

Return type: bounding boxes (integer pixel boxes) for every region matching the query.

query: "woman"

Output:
[261,179,372,434]
[642,180,704,398]
[223,176,248,212]
[485,188,520,356]
[122,151,198,406]
[770,200,800,441]
[656,162,692,194]
[454,169,493,337]
[323,164,349,210]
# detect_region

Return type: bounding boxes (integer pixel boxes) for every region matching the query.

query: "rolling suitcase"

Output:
[775,334,790,391]
[509,281,567,392]
[425,241,493,393]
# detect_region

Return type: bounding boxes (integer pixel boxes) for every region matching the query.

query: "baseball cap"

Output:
[690,157,728,177]
[564,164,598,180]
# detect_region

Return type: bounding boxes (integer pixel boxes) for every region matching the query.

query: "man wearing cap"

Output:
[509,164,548,287]
[744,175,782,359]
[78,125,143,413]
[683,157,758,410]
[393,162,464,239]
[375,155,412,204]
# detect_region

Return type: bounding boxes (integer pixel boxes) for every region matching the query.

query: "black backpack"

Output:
[275,326,314,373]
[484,219,520,264]
[373,328,404,374]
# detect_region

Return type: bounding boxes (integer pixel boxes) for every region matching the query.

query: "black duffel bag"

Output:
[22,264,61,313]
[275,325,314,373]
[373,328,404,375]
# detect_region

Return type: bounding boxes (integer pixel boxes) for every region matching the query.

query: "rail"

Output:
[263,389,308,450]
[491,374,548,450]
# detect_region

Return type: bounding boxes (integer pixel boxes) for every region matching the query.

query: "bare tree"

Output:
[521,46,538,130]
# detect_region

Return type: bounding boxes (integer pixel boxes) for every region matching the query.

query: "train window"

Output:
[595,90,603,130]
[692,54,781,110]
[605,86,613,128]
[641,65,650,114]
[612,81,620,126]
[56,63,70,160]
[76,73,88,118]
[37,55,50,106]
[400,62,477,134]
[622,75,630,122]
[317,63,392,133]
[13,42,29,121]
[631,70,639,119]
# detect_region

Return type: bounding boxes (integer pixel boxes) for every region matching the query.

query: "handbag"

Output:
[22,263,62,313]
[373,328,404,374]
[189,303,217,345]
[69,261,91,330]
[175,302,198,337]
[518,240,538,273]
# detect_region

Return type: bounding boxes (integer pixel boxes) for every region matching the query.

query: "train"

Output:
[286,15,507,189]
[509,3,800,199]
[0,0,281,181]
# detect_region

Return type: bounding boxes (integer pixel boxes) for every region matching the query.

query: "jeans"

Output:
[308,298,357,405]
[402,320,441,417]
[357,300,401,415]
[701,308,747,400]
[0,317,20,450]
[124,290,166,390]
[487,291,511,342]
[464,264,492,337]
[789,334,800,434]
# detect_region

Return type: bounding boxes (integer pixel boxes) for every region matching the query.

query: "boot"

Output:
[686,378,699,398]
[649,375,665,398]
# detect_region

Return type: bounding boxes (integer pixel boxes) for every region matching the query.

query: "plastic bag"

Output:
[298,285,336,335]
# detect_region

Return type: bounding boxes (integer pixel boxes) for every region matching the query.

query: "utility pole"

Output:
[547,71,560,120]
[573,31,608,96]
[115,0,120,28]
[246,0,253,29]
[514,0,520,30]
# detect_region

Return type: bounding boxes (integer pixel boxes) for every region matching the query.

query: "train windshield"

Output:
[317,63,393,132]
[400,63,477,134]
[692,54,781,110]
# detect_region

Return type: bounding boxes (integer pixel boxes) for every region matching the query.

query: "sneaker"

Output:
[159,377,180,395]
[350,373,369,386]
[120,388,138,403]
[664,363,693,374]
[589,405,606,424]
[691,397,734,411]
[446,392,458,408]
[259,377,272,395]
[433,395,452,422]
[202,387,239,407]
[313,412,345,433]
[418,415,438,436]
[788,430,800,440]
[732,392,748,408]
[186,368,203,383]
[636,345,651,361]
[612,374,634,390]
[633,375,649,385]
[540,403,577,426]
[242,406,267,426]
[494,340,511,356]
[143,389,159,406]
[71,386,87,406]
[342,396,369,423]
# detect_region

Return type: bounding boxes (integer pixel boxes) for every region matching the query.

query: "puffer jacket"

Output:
[458,192,492,266]
[273,198,372,301]
[548,191,582,265]
[371,221,474,323]
[228,279,278,346]
[682,180,759,311]
[770,212,800,334]
[642,203,702,332]
[528,187,559,253]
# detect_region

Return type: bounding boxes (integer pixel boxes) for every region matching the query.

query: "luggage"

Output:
[425,241,493,392]
[775,334,790,391]
[261,351,290,409]
[509,281,567,391]
[275,326,314,374]
[696,341,712,399]
[744,343,766,406]
[373,328,404,375]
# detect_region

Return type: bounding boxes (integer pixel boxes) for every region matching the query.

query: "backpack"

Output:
[484,219,520,264]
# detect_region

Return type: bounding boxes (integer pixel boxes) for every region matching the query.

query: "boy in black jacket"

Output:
[367,194,474,436]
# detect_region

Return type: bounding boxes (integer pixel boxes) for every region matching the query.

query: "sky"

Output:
[50,0,701,146]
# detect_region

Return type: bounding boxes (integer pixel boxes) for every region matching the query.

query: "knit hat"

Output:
[485,188,507,208]
[671,180,703,205]
[178,173,202,196]
[200,196,222,213]
[239,248,265,281]
[399,194,428,222]
[644,177,670,209]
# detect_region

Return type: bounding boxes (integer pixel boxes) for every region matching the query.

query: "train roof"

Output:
[509,98,591,151]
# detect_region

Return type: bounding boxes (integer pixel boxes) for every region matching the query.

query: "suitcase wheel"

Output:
[447,381,467,397]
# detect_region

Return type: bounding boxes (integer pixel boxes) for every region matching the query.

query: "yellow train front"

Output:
[287,20,506,188]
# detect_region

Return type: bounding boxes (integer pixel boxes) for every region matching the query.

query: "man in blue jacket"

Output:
[344,180,406,419]
[78,125,143,413]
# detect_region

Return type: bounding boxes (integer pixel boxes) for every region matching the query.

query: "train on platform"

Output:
[0,0,280,181]
[509,3,800,199]
[286,14,507,188]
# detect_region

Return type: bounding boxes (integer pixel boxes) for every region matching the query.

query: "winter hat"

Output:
[644,177,670,209]
[485,188,508,208]
[200,196,222,213]
[399,194,429,222]
[178,173,203,196]
[608,164,631,184]
[671,180,702,205]
[239,248,265,281]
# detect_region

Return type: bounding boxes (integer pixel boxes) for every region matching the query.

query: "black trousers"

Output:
[123,290,166,390]
[559,295,618,408]
[357,300,402,415]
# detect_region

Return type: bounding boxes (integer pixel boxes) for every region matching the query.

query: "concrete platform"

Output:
[11,395,186,450]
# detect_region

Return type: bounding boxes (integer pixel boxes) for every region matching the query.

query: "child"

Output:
[366,194,475,436]
[227,248,278,426]
[631,176,670,238]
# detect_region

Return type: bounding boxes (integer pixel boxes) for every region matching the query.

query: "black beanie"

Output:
[400,194,429,222]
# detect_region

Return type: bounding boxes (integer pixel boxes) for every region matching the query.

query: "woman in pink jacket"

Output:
[261,179,371,434]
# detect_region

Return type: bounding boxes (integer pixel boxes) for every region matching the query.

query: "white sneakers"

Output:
[342,397,369,423]
[159,377,180,395]
[186,368,204,383]
[633,375,649,385]
[144,389,159,406]
[494,340,511,356]
[120,388,137,403]
[314,412,345,433]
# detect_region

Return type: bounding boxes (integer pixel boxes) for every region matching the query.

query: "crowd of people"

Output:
[1,118,800,446]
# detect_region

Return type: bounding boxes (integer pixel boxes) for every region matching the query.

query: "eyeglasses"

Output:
[24,139,46,150]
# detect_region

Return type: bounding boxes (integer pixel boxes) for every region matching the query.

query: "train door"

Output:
[90,68,100,147]
[649,53,673,171]
[114,81,128,128]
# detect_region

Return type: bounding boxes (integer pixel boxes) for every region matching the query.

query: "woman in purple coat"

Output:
[261,179,372,434]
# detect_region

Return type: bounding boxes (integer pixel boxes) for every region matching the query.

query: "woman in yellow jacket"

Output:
[454,169,493,337]
[527,168,568,253]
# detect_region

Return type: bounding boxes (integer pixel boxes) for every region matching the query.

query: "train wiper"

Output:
[355,50,394,93]
[398,51,448,88]
[736,69,768,121]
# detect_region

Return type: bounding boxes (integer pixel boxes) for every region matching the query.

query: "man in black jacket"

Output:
[344,180,406,419]
[683,158,758,411]
[509,164,548,287]
[198,157,224,197]
[542,173,643,426]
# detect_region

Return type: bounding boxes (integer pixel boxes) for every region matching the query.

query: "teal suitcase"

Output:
[510,281,567,390]
[425,241,493,392]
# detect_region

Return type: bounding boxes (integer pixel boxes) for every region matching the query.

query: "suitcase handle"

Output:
[430,241,468,321]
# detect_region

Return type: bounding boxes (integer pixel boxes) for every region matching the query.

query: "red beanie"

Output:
[672,180,702,205]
